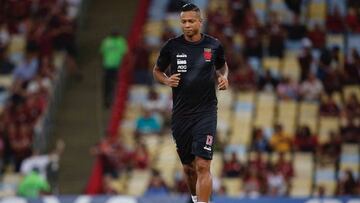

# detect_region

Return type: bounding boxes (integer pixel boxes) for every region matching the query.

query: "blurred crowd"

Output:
[0,0,79,197]
[92,0,360,198]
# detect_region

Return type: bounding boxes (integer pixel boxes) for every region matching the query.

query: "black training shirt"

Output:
[156,34,226,118]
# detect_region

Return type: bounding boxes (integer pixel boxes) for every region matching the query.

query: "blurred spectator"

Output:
[243,167,263,197]
[313,185,327,197]
[345,8,360,33]
[8,123,33,171]
[270,124,292,153]
[100,29,128,107]
[326,7,346,33]
[49,5,80,77]
[258,70,278,92]
[299,73,323,102]
[243,13,263,58]
[248,151,267,174]
[284,0,303,15]
[0,22,10,49]
[294,126,318,152]
[12,43,39,82]
[135,109,161,136]
[174,170,188,194]
[145,169,169,196]
[319,47,343,94]
[231,58,257,91]
[133,35,152,85]
[274,152,294,181]
[223,152,243,177]
[91,136,130,177]
[298,38,315,82]
[307,24,326,49]
[20,139,64,179]
[17,168,50,198]
[250,128,270,152]
[277,77,299,100]
[340,118,360,143]
[344,93,360,119]
[266,166,286,196]
[266,12,286,58]
[318,131,341,164]
[286,15,307,41]
[344,48,360,84]
[336,169,357,195]
[320,96,340,116]
[161,22,176,43]
[0,47,14,74]
[142,88,167,115]
[207,8,227,32]
[130,142,149,170]
[228,0,250,29]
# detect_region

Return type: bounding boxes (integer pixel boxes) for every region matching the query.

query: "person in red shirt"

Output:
[346,8,360,33]
[8,123,32,171]
[231,58,257,91]
[243,167,264,196]
[326,7,345,33]
[223,152,243,177]
[294,126,318,152]
[307,23,326,49]
[320,97,340,117]
[274,153,293,182]
[130,143,149,169]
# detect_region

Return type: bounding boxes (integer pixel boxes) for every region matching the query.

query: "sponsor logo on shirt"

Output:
[176,53,187,72]
[203,48,212,62]
[176,53,187,58]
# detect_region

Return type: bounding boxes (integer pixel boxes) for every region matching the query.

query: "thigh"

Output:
[172,117,197,165]
[191,113,217,160]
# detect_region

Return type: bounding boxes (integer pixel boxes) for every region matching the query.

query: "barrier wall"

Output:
[0,196,359,203]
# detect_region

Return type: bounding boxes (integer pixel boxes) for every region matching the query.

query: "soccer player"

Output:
[153,3,229,203]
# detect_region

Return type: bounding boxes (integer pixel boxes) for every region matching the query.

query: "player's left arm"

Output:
[216,62,229,90]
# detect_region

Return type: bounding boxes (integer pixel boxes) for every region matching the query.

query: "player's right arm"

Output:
[153,66,181,87]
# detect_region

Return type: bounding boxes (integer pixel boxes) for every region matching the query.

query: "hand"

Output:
[217,75,228,90]
[165,73,181,87]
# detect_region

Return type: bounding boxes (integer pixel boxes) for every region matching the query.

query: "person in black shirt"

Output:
[153,4,229,203]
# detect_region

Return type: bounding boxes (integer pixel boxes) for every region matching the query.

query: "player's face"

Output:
[180,11,202,37]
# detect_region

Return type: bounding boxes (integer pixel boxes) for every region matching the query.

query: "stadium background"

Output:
[0,0,358,202]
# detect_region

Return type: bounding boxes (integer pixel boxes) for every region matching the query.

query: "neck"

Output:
[184,33,202,42]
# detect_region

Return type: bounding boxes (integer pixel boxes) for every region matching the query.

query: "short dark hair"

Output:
[181,3,200,12]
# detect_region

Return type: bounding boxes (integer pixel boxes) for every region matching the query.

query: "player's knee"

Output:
[183,164,196,176]
[195,157,210,174]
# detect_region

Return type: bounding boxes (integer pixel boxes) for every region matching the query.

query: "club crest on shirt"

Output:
[203,48,212,62]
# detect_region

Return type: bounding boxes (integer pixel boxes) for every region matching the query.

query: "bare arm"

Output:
[216,62,229,90]
[153,65,181,87]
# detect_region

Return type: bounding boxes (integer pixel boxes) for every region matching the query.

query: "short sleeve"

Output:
[156,40,172,71]
[214,42,226,70]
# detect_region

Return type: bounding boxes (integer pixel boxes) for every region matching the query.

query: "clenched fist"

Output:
[165,73,181,87]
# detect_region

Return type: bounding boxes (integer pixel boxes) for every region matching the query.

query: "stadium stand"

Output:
[0,0,80,197]
[98,0,360,198]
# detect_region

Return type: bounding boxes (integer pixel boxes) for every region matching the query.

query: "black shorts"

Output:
[171,112,217,164]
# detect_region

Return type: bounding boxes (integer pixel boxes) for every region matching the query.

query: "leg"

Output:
[182,162,197,196]
[195,156,212,202]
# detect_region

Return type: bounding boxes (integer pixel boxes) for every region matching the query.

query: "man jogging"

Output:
[153,3,229,203]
